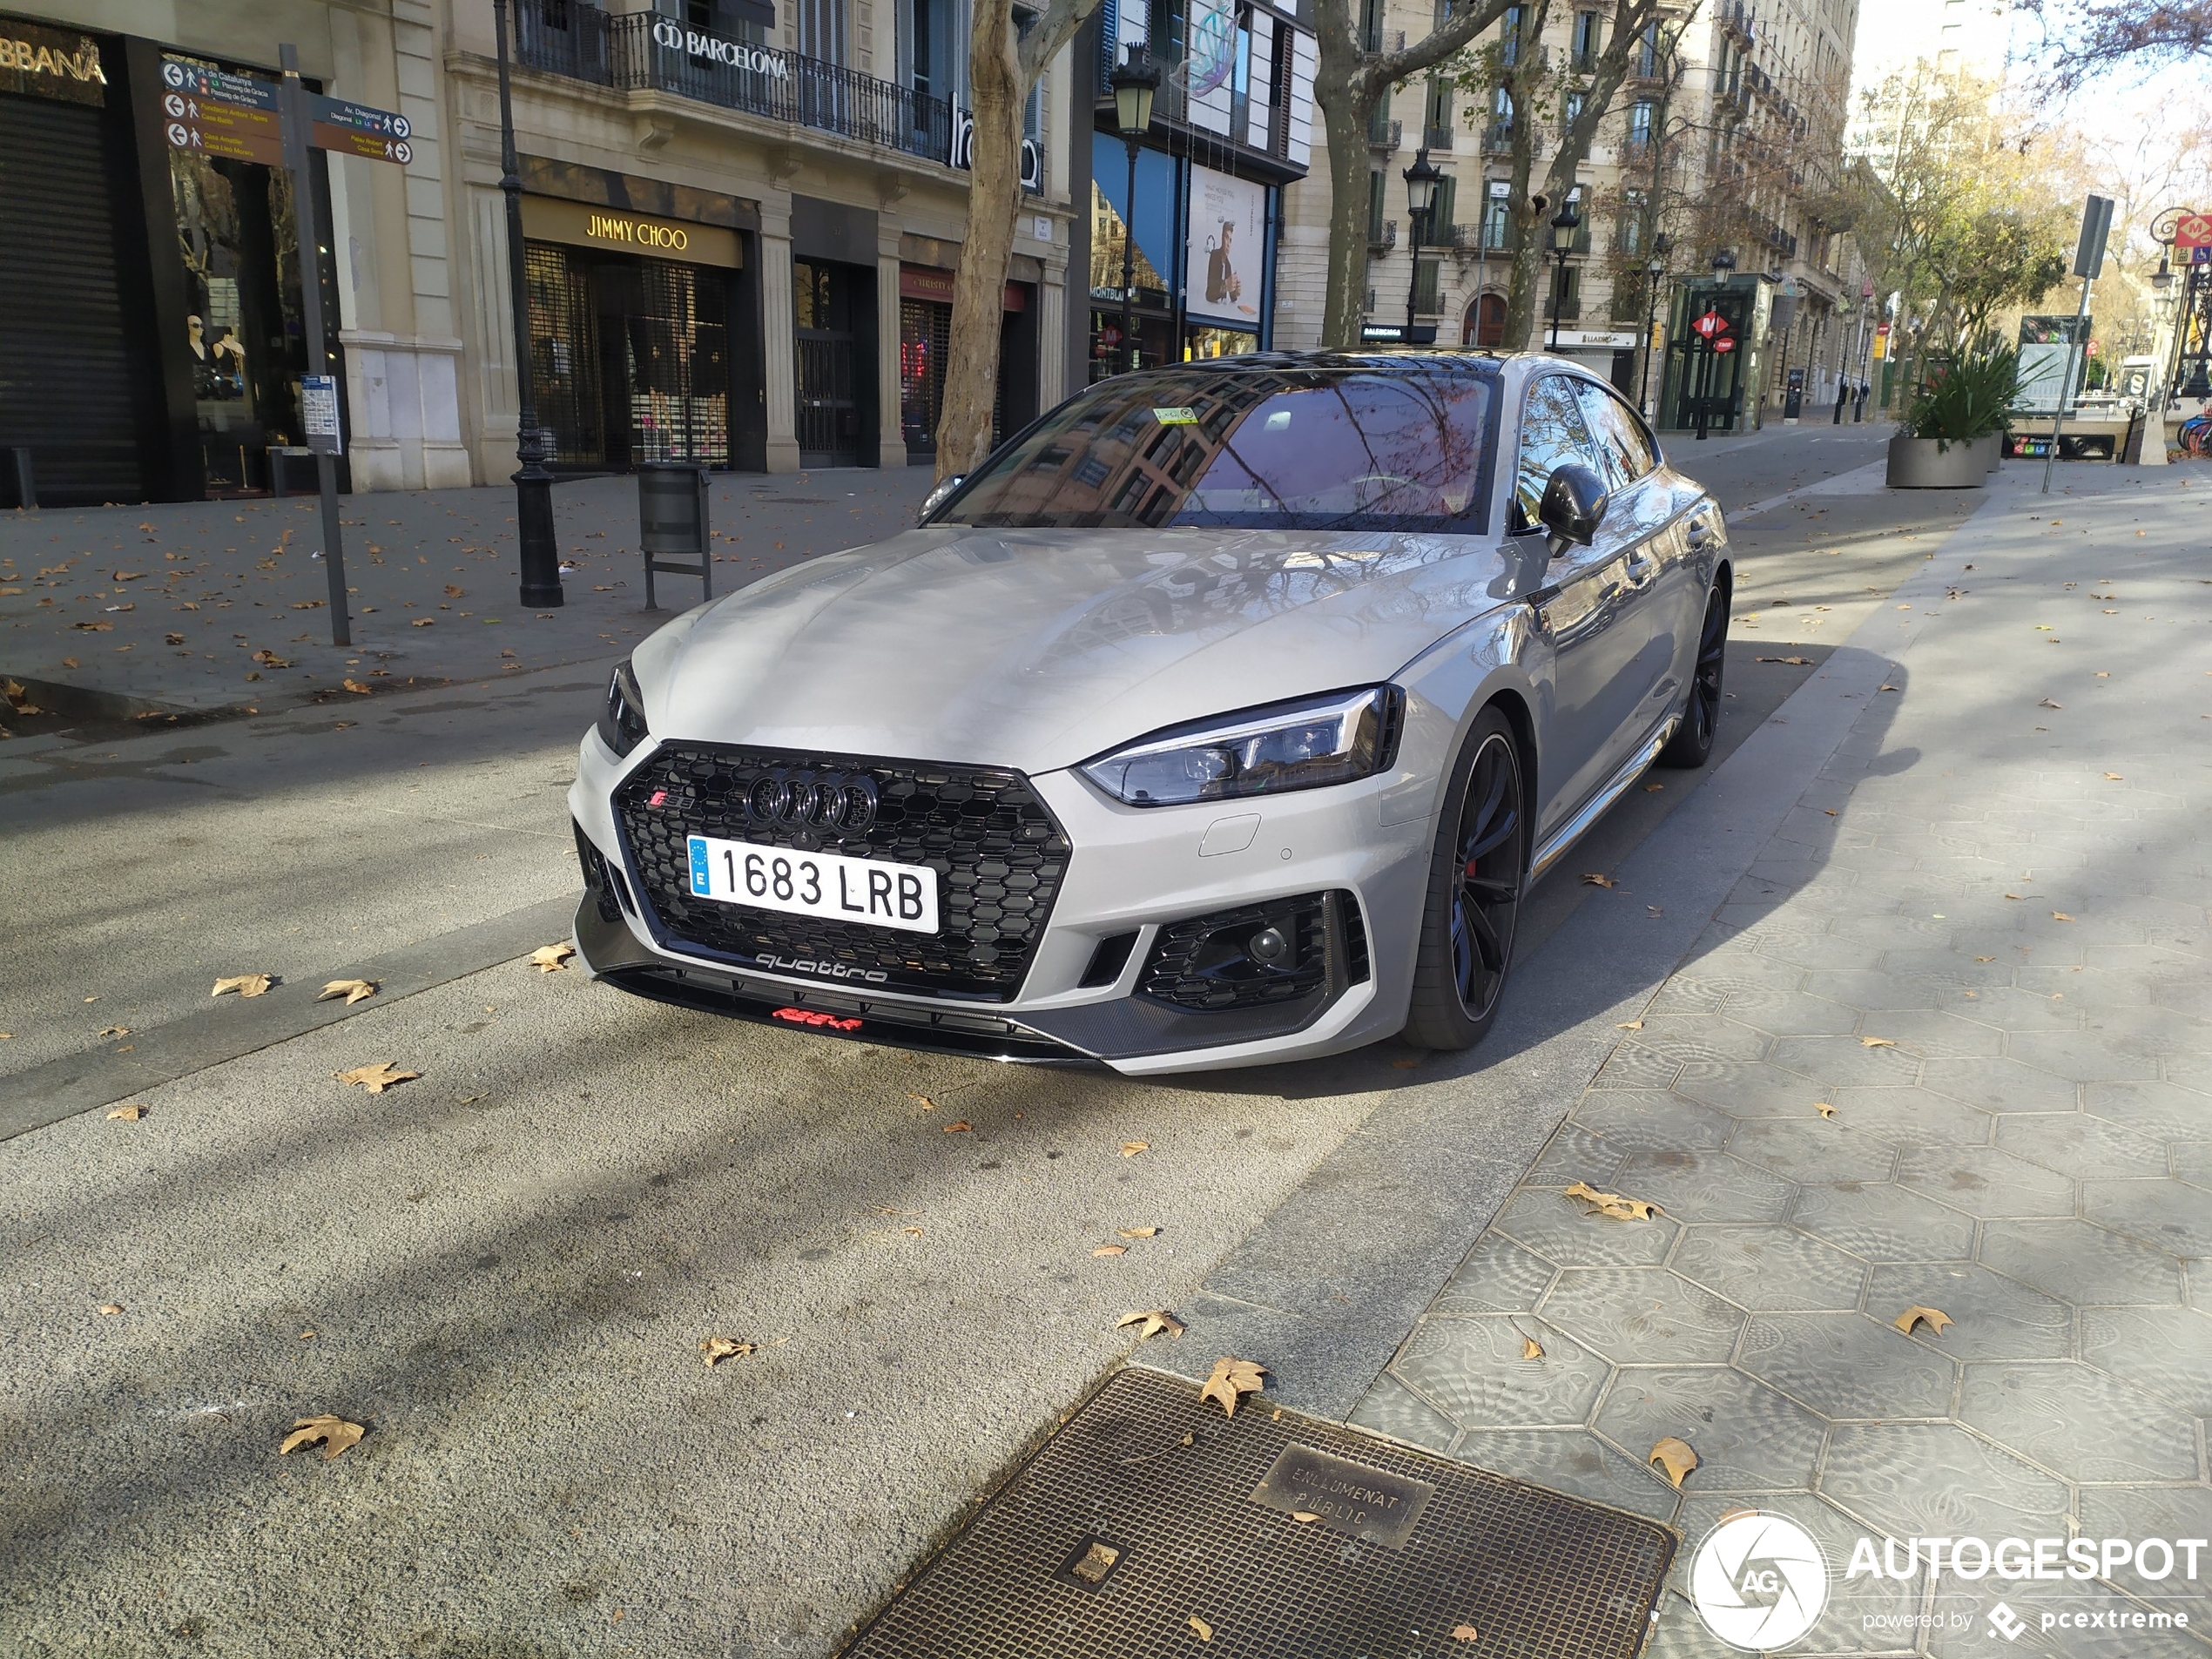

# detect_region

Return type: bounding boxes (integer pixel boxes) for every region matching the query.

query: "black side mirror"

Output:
[1539,462,1608,555]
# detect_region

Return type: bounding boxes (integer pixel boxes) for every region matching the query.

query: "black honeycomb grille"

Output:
[614,744,1072,1001]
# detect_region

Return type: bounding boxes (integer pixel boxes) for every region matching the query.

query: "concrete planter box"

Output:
[1976,432,2002,471]
[1887,435,1986,489]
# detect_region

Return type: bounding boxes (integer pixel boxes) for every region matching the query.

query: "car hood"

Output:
[642,525,1528,774]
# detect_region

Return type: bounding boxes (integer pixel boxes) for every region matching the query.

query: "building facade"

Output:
[1271,0,1870,434]
[0,0,1088,503]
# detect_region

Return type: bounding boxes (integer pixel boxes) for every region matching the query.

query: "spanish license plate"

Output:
[685,833,939,934]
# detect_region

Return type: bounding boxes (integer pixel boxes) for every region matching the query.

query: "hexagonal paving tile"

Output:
[1791,1182,1978,1263]
[2074,1484,2212,1582]
[1494,1186,1679,1268]
[1805,968,1978,1010]
[1527,1123,1627,1189]
[1729,1117,1900,1184]
[1865,1262,2072,1363]
[1853,1008,2010,1059]
[2080,1305,2212,1413]
[1389,1314,1608,1430]
[1821,1421,2070,1541]
[1591,1042,1690,1090]
[1824,1085,1996,1149]
[1722,988,1865,1039]
[1628,1015,1775,1065]
[1672,1224,1869,1312]
[1345,1369,1460,1453]
[1538,1267,1746,1366]
[1451,1426,1680,1521]
[1570,1090,1737,1155]
[1611,1150,1796,1225]
[2082,1079,2212,1138]
[1933,984,2085,1032]
[1772,1034,1925,1089]
[1977,1218,2186,1306]
[1995,1111,2172,1179]
[1594,1366,1826,1493]
[2083,1178,2212,1257]
[2006,1030,2165,1084]
[1924,1576,2189,1658]
[1921,1056,2081,1114]
[1678,1062,1836,1120]
[1430,1232,1556,1316]
[1739,1311,1958,1420]
[1894,1143,2077,1218]
[1958,1362,2200,1483]
[1671,1493,1928,1657]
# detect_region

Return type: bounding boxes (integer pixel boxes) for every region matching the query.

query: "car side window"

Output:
[1513,375,1602,530]
[1572,380,1657,492]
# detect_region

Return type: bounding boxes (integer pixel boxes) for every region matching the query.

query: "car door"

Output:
[1571,378,1698,752]
[1513,373,1652,835]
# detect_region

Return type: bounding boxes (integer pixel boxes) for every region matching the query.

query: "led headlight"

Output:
[597,659,649,758]
[1080,685,1404,807]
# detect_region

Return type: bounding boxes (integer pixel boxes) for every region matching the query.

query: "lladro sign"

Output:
[649,19,788,78]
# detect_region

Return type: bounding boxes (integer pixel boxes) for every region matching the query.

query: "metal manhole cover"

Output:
[841,1366,1676,1658]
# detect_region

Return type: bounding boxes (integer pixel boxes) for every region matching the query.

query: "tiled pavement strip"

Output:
[1345,468,2212,1657]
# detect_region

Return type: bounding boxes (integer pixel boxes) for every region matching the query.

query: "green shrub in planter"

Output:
[1903,343,2026,450]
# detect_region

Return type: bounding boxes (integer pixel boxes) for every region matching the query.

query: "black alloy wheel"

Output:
[1405,707,1529,1051]
[1658,583,1729,768]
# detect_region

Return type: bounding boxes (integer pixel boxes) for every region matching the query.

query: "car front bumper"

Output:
[566,734,1435,1076]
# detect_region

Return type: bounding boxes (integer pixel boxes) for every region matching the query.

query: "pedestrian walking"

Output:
[1833,376,1849,424]
[1853,379,1869,421]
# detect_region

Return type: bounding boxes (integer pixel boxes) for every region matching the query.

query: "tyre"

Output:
[1657,581,1729,768]
[1403,705,1530,1051]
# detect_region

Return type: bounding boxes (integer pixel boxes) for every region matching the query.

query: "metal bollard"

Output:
[636,462,711,610]
[8,446,34,509]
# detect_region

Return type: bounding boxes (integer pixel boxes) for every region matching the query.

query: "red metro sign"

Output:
[1692,309,1731,341]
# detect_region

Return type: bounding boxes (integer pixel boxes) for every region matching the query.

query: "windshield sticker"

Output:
[1152,406,1199,425]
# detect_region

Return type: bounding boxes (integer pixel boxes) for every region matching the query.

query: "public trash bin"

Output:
[637,462,711,610]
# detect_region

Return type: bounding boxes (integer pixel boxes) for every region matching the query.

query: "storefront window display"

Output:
[1185,324,1255,361]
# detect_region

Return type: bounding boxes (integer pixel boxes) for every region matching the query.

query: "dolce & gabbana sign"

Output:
[649,19,788,78]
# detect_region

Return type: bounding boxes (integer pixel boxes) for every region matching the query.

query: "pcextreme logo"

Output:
[1690,1512,1831,1650]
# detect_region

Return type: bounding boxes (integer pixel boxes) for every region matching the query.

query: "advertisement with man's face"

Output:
[1184,165,1265,329]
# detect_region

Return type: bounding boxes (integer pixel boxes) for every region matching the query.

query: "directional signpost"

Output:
[152,49,412,647]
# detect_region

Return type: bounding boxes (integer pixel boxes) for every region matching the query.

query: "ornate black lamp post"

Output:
[1547,199,1582,350]
[493,0,563,608]
[1401,147,1440,339]
[1637,231,1669,415]
[1109,49,1160,375]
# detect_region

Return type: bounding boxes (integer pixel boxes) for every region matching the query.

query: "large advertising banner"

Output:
[1184,164,1265,330]
[2015,314,2089,414]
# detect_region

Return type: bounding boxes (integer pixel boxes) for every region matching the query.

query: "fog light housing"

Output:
[1140,892,1368,1011]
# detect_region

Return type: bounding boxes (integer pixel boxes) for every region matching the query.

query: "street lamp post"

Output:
[492,0,563,610]
[1109,50,1160,375]
[1637,231,1669,415]
[1402,147,1440,340]
[1548,199,1581,350]
[1696,247,1735,441]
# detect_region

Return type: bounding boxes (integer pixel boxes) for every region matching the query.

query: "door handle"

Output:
[1685,517,1716,552]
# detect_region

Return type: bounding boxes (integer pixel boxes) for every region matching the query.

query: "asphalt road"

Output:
[0,424,1989,1656]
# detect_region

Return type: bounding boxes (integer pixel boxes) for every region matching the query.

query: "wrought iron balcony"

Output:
[1368,219,1399,253]
[1369,116,1403,151]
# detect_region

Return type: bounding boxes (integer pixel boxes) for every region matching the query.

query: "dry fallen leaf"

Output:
[1092,1244,1128,1258]
[529,942,576,972]
[98,1025,130,1039]
[1452,1625,1481,1643]
[1521,1335,1544,1360]
[335,1061,418,1094]
[106,1104,145,1122]
[1116,1309,1186,1341]
[908,1093,938,1110]
[341,679,372,695]
[1893,1305,1954,1337]
[2102,772,2123,781]
[1649,1435,1699,1489]
[280,1414,366,1460]
[1200,1355,1268,1417]
[1815,1102,1838,1118]
[212,973,273,998]
[1120,1141,1150,1157]
[98,1304,122,1316]
[318,979,377,1006]
[2052,912,2074,922]
[1291,1510,1322,1523]
[1188,1615,1215,1642]
[1118,1226,1160,1238]
[700,1336,757,1366]
[941,1120,973,1133]
[1616,1020,1644,1031]
[1562,1180,1661,1221]
[1580,872,1617,888]
[2037,698,2063,710]
[1860,1035,1896,1048]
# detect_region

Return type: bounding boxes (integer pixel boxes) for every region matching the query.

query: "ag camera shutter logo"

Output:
[1690,1511,1831,1650]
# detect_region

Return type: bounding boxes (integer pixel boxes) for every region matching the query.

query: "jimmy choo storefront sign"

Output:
[519,195,743,268]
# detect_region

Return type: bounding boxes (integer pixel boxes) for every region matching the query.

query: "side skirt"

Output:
[1528,715,1680,882]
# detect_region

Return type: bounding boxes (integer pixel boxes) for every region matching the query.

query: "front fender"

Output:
[1382,597,1551,833]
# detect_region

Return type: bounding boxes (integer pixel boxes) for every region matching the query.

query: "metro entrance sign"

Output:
[1692,309,1731,341]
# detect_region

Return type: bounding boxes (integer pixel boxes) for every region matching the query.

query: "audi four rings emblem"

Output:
[744,771,879,835]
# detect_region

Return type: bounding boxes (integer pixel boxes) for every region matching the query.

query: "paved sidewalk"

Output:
[1345,465,2212,1656]
[0,469,928,723]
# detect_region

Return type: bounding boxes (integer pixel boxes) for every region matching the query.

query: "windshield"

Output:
[932,362,1499,534]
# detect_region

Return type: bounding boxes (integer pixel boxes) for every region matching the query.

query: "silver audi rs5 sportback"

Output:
[568,351,1731,1075]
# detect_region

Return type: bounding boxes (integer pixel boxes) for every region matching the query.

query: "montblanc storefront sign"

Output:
[648,17,787,78]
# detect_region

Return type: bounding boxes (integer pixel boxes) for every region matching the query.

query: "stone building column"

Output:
[758,195,801,473]
[877,212,910,468]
